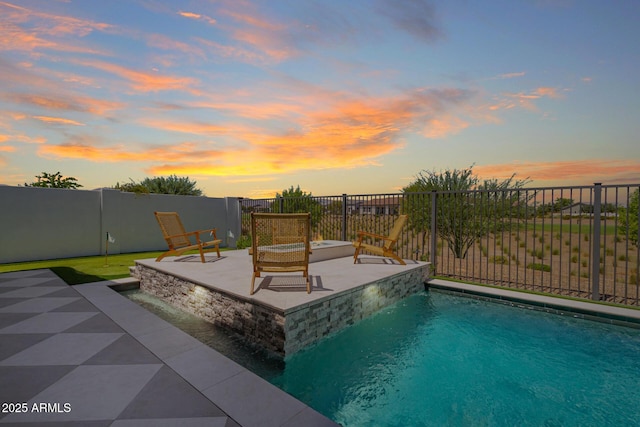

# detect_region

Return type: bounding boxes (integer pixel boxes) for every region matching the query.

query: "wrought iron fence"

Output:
[240,183,640,306]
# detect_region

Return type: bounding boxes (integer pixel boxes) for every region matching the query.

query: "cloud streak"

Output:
[475,160,640,184]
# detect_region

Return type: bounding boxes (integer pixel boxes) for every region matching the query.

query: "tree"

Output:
[271,185,323,230]
[114,175,203,196]
[619,189,639,246]
[552,197,574,213]
[402,166,530,259]
[25,172,82,189]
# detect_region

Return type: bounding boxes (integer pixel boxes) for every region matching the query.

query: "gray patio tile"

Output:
[0,297,82,314]
[282,407,339,427]
[111,418,231,427]
[104,306,177,337]
[73,283,124,300]
[0,286,68,299]
[83,335,161,365]
[45,286,82,298]
[164,344,245,391]
[0,333,51,360]
[4,422,112,427]
[63,313,124,333]
[1,364,163,423]
[0,287,21,294]
[0,312,39,329]
[0,311,98,333]
[51,297,100,313]
[0,333,123,366]
[203,370,307,427]
[135,325,206,359]
[0,297,27,308]
[0,365,75,403]
[0,277,59,287]
[118,365,228,419]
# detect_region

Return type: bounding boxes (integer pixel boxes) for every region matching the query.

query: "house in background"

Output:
[359,197,401,215]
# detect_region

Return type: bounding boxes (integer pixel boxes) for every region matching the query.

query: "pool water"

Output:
[122,289,640,426]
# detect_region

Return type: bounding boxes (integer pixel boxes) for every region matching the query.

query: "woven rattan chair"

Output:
[250,213,311,295]
[352,214,408,265]
[154,211,221,263]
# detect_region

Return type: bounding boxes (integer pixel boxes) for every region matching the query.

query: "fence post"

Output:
[430,190,437,270]
[278,195,283,213]
[591,183,602,301]
[341,194,348,241]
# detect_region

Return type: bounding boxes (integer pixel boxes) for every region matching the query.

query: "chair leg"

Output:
[304,270,310,294]
[390,253,406,265]
[251,271,260,295]
[199,247,206,263]
[353,246,360,264]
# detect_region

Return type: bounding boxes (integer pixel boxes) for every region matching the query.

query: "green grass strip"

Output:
[0,252,164,285]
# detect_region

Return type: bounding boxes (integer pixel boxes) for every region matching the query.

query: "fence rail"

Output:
[240,183,640,306]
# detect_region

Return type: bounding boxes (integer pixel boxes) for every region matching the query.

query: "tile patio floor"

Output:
[0,269,338,426]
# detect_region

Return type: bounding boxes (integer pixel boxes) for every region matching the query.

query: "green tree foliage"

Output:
[402,166,530,259]
[619,189,639,246]
[115,175,203,196]
[25,172,82,189]
[271,185,323,230]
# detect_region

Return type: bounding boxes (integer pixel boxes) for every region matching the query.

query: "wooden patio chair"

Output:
[352,214,408,265]
[250,213,311,295]
[154,211,221,263]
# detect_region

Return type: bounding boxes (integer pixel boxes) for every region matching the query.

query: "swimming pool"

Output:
[122,289,640,426]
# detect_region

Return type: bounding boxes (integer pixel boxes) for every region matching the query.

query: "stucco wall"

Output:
[0,186,240,263]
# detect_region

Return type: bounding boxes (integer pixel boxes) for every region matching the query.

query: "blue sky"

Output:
[1,0,639,197]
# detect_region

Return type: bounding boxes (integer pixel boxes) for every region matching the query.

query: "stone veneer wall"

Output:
[133,263,429,357]
[284,266,428,354]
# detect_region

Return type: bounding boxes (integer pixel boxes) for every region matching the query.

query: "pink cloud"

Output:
[475,160,640,184]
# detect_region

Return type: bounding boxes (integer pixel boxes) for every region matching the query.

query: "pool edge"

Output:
[427,278,640,329]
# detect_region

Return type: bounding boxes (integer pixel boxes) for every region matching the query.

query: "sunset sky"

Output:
[1,0,639,198]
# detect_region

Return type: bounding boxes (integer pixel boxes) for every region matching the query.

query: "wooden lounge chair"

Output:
[352,214,408,265]
[154,211,221,263]
[250,213,311,295]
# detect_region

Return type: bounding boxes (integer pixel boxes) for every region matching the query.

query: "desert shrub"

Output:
[527,263,551,272]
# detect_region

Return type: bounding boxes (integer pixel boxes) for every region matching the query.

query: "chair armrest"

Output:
[196,228,218,239]
[356,230,389,241]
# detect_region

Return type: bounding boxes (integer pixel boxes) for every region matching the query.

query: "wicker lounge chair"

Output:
[154,211,221,263]
[352,214,408,265]
[250,213,311,295]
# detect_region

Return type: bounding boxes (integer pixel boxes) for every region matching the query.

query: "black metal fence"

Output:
[240,183,640,306]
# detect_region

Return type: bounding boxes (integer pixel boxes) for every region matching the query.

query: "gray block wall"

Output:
[0,186,241,263]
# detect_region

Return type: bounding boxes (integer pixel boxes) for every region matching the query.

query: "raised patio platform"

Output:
[132,249,430,357]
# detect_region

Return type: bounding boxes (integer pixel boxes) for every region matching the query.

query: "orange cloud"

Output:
[73,59,199,93]
[32,116,84,126]
[38,141,225,164]
[145,34,205,59]
[475,160,640,184]
[0,2,113,54]
[178,11,217,25]
[422,115,469,139]
[5,93,124,116]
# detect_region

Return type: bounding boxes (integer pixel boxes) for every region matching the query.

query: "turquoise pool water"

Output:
[123,290,640,426]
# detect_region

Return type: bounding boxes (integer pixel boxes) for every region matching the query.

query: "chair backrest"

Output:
[251,213,311,267]
[154,212,190,249]
[383,215,408,250]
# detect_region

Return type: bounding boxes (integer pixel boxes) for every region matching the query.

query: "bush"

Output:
[527,263,551,272]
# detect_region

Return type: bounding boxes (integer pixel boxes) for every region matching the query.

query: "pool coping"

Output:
[427,278,640,329]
